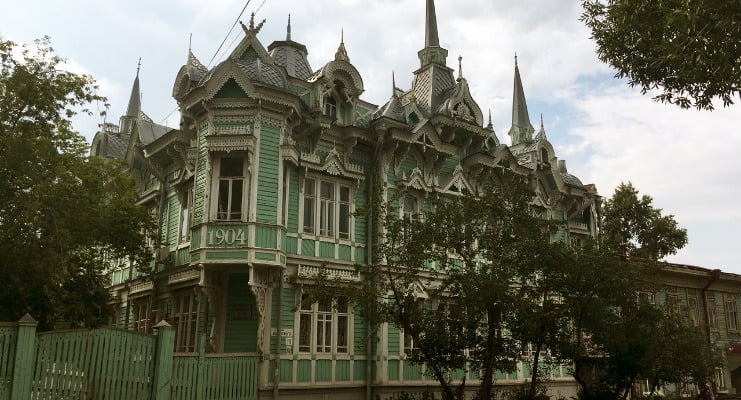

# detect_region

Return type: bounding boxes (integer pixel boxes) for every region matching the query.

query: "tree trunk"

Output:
[527,340,543,400]
[478,304,499,400]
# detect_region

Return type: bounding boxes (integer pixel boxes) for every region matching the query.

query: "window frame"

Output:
[211,155,249,222]
[297,294,351,354]
[179,185,194,243]
[301,176,353,241]
[172,290,199,353]
[706,293,719,330]
[725,294,739,332]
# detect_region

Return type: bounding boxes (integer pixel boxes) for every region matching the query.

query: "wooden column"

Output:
[10,314,37,400]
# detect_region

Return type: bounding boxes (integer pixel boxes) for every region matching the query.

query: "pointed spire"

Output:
[487,108,493,130]
[240,12,266,35]
[286,14,292,41]
[125,58,141,118]
[425,0,440,47]
[335,28,350,62]
[418,0,448,68]
[392,70,397,97]
[508,55,535,145]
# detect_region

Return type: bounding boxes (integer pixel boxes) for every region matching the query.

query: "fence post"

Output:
[10,314,37,400]
[195,333,206,398]
[152,320,174,400]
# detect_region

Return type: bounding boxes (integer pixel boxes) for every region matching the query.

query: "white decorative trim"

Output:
[130,281,153,295]
[300,148,364,182]
[298,265,360,281]
[205,134,256,154]
[168,269,201,285]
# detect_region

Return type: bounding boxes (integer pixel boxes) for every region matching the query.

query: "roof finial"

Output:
[240,12,266,35]
[188,33,192,52]
[136,57,141,77]
[425,0,440,47]
[487,108,493,129]
[335,28,350,62]
[457,55,463,81]
[514,52,518,67]
[287,14,292,41]
[540,113,544,130]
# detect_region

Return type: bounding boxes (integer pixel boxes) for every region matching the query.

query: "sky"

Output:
[2,0,739,273]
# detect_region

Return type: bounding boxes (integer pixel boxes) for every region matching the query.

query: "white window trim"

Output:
[300,176,354,241]
[210,155,250,222]
[296,296,352,355]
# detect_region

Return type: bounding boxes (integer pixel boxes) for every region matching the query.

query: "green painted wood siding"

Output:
[354,177,368,245]
[270,289,295,354]
[354,311,366,353]
[166,194,181,246]
[193,127,208,225]
[387,324,400,355]
[287,166,299,232]
[256,125,280,224]
[224,273,257,353]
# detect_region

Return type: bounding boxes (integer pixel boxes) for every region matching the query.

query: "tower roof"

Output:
[125,59,141,118]
[425,0,440,48]
[508,56,535,145]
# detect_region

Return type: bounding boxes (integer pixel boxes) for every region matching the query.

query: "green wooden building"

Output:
[91,1,605,398]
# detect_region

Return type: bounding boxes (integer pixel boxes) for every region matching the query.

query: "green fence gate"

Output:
[0,316,259,400]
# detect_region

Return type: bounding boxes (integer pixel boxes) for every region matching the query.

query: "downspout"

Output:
[702,269,721,343]
[701,269,721,396]
[272,268,285,400]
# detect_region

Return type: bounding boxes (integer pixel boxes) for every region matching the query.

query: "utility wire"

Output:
[207,0,252,68]
[159,0,270,125]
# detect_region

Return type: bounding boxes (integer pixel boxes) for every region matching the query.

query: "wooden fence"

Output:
[0,315,258,400]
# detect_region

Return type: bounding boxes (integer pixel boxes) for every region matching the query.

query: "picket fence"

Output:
[0,315,258,400]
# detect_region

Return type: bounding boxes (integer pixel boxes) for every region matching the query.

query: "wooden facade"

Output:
[89,1,741,399]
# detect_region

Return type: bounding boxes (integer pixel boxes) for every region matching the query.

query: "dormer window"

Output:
[541,148,549,165]
[324,96,337,118]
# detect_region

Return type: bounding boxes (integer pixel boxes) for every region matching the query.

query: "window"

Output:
[705,293,718,329]
[172,291,199,353]
[402,194,420,221]
[298,295,349,353]
[403,329,417,357]
[324,96,337,118]
[665,288,680,314]
[707,293,718,330]
[715,368,727,391]
[131,299,151,334]
[688,290,700,327]
[179,187,193,243]
[302,178,352,240]
[726,294,739,331]
[215,157,246,221]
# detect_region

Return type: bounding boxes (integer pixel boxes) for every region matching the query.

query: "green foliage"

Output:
[0,37,155,330]
[581,0,741,110]
[602,182,687,260]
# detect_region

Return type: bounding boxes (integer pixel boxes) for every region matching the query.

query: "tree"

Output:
[602,182,687,260]
[304,175,556,400]
[550,243,721,400]
[0,37,154,330]
[581,0,741,110]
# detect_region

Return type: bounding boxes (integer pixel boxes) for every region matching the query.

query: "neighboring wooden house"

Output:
[89,1,672,399]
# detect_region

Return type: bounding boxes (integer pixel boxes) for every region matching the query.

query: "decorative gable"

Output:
[300,148,365,183]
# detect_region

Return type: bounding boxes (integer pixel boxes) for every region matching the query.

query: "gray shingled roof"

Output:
[137,117,170,146]
[236,59,287,89]
[269,42,313,80]
[561,173,584,188]
[374,95,405,122]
